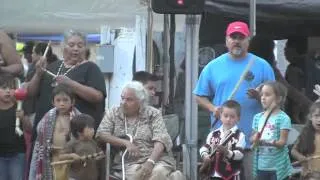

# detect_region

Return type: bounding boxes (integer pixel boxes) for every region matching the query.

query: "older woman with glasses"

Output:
[96,81,184,180]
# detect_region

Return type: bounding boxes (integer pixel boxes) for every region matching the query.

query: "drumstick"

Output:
[292,155,320,166]
[40,41,56,77]
[51,151,105,166]
[43,69,56,78]
[43,41,51,58]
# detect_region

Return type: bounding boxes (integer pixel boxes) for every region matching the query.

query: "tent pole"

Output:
[146,0,154,72]
[162,14,170,110]
[249,0,256,36]
[183,14,200,180]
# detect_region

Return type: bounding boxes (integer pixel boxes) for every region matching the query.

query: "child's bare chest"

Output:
[52,115,70,148]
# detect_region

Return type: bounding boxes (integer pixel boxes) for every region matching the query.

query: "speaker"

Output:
[151,0,204,14]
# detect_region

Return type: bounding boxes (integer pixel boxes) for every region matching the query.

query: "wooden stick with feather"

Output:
[211,57,254,128]
[292,155,320,166]
[51,151,105,166]
[251,106,276,149]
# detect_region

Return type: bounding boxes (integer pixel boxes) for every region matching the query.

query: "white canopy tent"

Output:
[0,0,185,34]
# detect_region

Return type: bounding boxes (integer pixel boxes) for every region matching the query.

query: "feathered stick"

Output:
[51,151,105,166]
[211,57,255,128]
[292,155,320,166]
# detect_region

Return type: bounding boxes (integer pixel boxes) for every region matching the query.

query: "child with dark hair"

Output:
[51,84,75,103]
[251,81,292,180]
[291,101,320,179]
[0,73,31,180]
[199,100,246,180]
[70,113,95,138]
[59,114,103,180]
[29,84,81,180]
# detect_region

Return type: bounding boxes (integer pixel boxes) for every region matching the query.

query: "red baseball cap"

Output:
[226,21,250,37]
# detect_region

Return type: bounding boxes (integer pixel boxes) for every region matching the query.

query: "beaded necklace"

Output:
[124,116,141,138]
[51,62,75,87]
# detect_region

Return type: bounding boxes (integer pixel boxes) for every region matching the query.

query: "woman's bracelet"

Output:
[147,158,156,165]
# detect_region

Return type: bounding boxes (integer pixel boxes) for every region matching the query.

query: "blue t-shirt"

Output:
[193,53,275,147]
[252,111,292,179]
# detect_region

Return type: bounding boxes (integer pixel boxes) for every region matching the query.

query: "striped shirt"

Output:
[252,111,292,180]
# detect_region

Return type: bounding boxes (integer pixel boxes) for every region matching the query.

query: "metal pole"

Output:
[169,14,176,106]
[183,14,200,180]
[146,0,154,72]
[249,0,256,36]
[162,14,170,109]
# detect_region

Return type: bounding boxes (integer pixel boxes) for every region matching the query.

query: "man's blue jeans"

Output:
[0,153,25,180]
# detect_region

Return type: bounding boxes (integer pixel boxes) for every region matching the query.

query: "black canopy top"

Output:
[200,0,320,45]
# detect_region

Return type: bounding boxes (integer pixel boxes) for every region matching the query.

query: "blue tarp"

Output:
[17,34,101,43]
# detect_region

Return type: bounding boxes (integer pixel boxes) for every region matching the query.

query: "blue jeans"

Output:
[0,153,25,180]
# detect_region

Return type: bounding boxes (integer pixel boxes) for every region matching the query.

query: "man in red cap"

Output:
[225,21,251,58]
[193,21,275,180]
